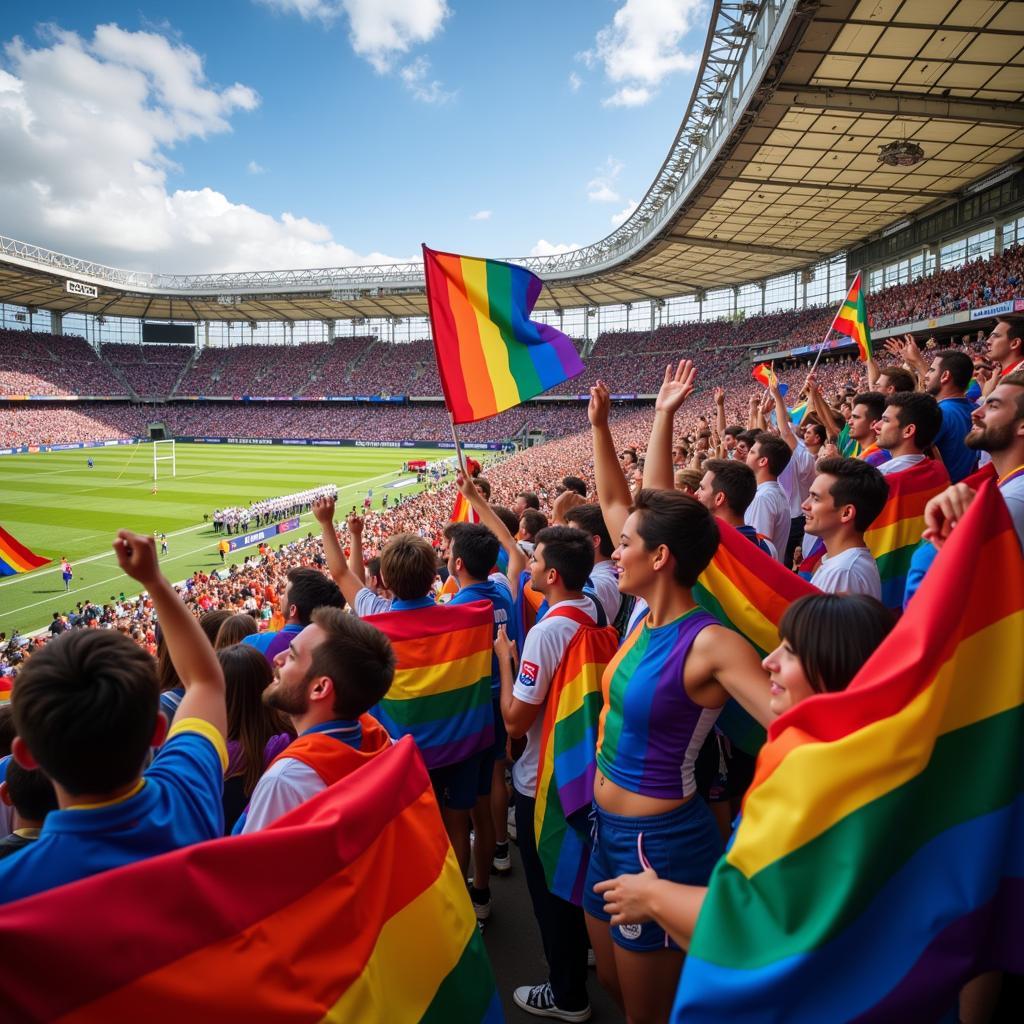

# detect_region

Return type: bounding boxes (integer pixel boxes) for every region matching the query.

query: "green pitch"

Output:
[0,442,460,636]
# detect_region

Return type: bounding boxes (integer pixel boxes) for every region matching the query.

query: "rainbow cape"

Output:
[865,457,949,610]
[674,480,1024,1022]
[0,526,49,577]
[423,246,584,424]
[0,737,503,1023]
[693,520,819,754]
[832,271,872,361]
[367,600,494,769]
[533,608,619,905]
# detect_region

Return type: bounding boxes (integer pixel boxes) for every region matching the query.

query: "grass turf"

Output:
[0,442,457,636]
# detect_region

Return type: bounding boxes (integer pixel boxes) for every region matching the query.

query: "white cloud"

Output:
[587,157,623,203]
[259,0,450,72]
[529,239,580,257]
[470,209,491,221]
[610,198,638,226]
[602,86,651,108]
[568,71,581,93]
[399,56,454,103]
[583,0,705,107]
[247,159,265,174]
[0,24,410,271]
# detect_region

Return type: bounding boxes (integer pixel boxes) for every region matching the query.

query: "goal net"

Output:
[153,439,176,480]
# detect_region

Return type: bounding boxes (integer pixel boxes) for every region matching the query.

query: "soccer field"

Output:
[0,442,459,636]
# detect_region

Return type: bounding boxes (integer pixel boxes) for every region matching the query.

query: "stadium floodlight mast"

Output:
[152,439,176,481]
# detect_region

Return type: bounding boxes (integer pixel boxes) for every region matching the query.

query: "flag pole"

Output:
[806,271,860,377]
[448,411,468,477]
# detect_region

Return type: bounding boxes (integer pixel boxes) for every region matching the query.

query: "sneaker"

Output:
[586,948,596,968]
[507,807,518,842]
[492,841,512,874]
[512,984,591,1022]
[469,884,491,921]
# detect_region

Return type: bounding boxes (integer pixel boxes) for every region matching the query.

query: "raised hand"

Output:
[346,513,364,537]
[713,386,725,406]
[493,624,518,664]
[112,530,160,587]
[552,488,586,524]
[588,380,611,429]
[312,495,336,524]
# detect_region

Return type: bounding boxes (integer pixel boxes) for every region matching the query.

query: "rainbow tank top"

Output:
[596,608,721,800]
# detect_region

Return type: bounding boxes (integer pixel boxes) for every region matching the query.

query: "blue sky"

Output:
[0,1,710,272]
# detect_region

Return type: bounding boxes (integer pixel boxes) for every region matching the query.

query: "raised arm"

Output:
[113,530,226,739]
[455,472,527,593]
[809,378,842,440]
[347,516,366,583]
[312,497,365,608]
[644,360,696,490]
[590,380,632,541]
[771,378,798,451]
[714,386,727,442]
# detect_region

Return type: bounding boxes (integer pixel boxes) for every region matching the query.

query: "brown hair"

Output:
[309,607,396,718]
[779,594,893,694]
[379,533,437,601]
[215,613,259,649]
[632,488,719,588]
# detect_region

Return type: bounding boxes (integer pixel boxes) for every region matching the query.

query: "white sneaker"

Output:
[492,841,512,873]
[507,806,518,842]
[512,983,591,1021]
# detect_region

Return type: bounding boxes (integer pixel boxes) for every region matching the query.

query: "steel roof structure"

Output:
[1,0,1022,324]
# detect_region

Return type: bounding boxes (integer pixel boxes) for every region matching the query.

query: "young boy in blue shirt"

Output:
[0,530,227,904]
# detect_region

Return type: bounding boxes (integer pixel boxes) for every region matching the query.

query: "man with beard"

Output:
[237,608,395,833]
[922,349,977,483]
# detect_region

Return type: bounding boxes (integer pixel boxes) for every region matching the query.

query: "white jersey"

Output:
[745,481,791,562]
[780,440,818,518]
[511,598,597,795]
[999,471,1024,549]
[240,757,324,833]
[354,587,392,618]
[588,559,621,624]
[811,546,882,598]
[878,453,926,476]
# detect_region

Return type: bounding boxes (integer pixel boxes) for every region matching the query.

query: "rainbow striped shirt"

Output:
[597,608,721,800]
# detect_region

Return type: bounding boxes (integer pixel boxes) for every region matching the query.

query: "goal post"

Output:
[153,439,176,480]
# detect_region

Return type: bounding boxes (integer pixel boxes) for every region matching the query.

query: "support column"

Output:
[203,321,209,350]
[50,310,63,335]
[995,221,1004,256]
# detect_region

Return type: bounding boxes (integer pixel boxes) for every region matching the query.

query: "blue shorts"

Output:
[429,751,488,811]
[583,797,723,952]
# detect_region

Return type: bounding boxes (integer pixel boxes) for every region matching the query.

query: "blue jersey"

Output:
[0,719,226,904]
[934,397,977,483]
[450,577,516,695]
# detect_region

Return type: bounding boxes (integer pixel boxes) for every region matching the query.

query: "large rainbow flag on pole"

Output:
[533,610,619,904]
[423,246,584,424]
[693,520,819,754]
[0,737,504,1023]
[865,457,950,611]
[831,271,873,362]
[366,600,495,770]
[674,479,1024,1022]
[0,526,49,576]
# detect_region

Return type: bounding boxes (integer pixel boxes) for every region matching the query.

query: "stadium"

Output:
[1,1,1023,1021]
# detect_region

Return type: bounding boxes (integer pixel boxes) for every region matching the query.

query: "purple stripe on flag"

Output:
[420,726,494,770]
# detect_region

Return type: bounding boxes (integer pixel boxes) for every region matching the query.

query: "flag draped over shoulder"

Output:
[0,737,504,1024]
[0,526,48,577]
[533,609,619,905]
[367,601,494,770]
[674,480,1024,1023]
[865,458,950,610]
[693,520,819,754]
[832,271,873,362]
[422,246,584,424]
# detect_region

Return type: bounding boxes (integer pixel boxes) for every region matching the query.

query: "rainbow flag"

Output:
[693,520,819,754]
[450,491,480,524]
[674,480,1024,1022]
[832,271,872,361]
[366,600,494,769]
[514,568,547,638]
[751,363,777,388]
[0,677,12,706]
[865,458,950,610]
[0,526,49,577]
[423,246,584,424]
[0,737,503,1023]
[534,612,619,904]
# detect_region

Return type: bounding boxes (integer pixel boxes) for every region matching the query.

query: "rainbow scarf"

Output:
[515,569,547,638]
[832,271,872,361]
[0,737,503,1023]
[0,526,49,577]
[693,520,819,754]
[422,246,584,423]
[367,601,494,770]
[533,607,619,905]
[674,480,1024,1022]
[865,458,950,611]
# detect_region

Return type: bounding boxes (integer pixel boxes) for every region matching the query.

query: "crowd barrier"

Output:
[177,437,516,451]
[0,438,143,456]
[227,516,301,553]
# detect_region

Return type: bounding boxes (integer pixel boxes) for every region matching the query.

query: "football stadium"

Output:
[1,1,1023,1021]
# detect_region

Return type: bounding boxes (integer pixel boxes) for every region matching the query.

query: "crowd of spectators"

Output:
[101,344,194,398]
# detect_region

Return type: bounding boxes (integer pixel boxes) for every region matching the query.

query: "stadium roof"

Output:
[1,0,1022,324]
